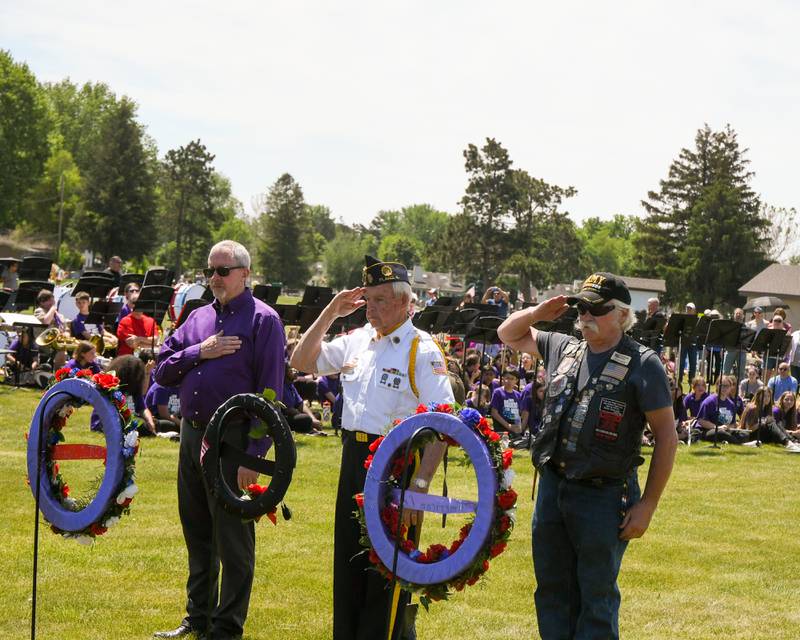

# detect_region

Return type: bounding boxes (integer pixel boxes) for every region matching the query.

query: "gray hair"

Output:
[612,299,636,332]
[209,240,250,269]
[391,281,412,302]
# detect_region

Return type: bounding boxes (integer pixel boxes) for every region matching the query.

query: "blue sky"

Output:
[2,1,798,227]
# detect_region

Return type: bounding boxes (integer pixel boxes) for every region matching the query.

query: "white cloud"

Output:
[2,1,799,225]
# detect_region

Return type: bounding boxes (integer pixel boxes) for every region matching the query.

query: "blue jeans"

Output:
[678,344,697,385]
[532,465,641,640]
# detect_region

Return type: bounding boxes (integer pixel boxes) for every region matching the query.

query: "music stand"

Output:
[87,301,123,330]
[704,320,746,449]
[273,304,300,326]
[72,276,114,300]
[12,281,54,312]
[174,298,210,330]
[118,274,144,292]
[299,286,334,308]
[18,256,53,281]
[133,285,174,357]
[253,284,281,305]
[142,267,174,288]
[464,315,504,415]
[82,270,110,279]
[751,328,788,383]
[411,306,439,334]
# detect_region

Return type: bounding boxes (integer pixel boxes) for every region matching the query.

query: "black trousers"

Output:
[178,419,255,639]
[334,430,411,640]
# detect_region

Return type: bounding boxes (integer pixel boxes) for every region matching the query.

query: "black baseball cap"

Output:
[362,255,409,287]
[566,272,631,306]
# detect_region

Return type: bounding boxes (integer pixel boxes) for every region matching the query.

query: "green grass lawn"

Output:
[1,385,799,639]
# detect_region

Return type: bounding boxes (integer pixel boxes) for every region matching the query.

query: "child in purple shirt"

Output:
[490,368,522,433]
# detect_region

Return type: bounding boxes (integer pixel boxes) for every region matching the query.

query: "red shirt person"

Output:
[116,292,159,356]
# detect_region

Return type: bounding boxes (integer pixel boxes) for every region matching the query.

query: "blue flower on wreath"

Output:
[112,391,124,402]
[409,549,422,561]
[122,446,136,459]
[458,408,481,428]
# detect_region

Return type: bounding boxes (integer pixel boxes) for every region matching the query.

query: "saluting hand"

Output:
[530,295,570,324]
[200,330,241,360]
[329,287,367,318]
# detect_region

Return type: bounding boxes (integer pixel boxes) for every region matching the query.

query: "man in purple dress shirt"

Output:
[153,241,285,640]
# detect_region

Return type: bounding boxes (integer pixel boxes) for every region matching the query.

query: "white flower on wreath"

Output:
[63,496,78,510]
[116,483,138,504]
[124,430,139,448]
[103,516,120,529]
[501,468,515,490]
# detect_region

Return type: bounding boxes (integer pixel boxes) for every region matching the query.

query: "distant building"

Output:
[409,266,466,301]
[739,263,800,327]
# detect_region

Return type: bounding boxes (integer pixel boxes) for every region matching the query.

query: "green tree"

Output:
[378,234,421,267]
[324,229,378,289]
[578,215,637,275]
[454,139,517,282]
[0,50,52,228]
[71,97,157,260]
[505,169,580,291]
[44,80,118,174]
[159,140,219,274]
[307,204,337,241]
[634,124,768,307]
[21,149,83,256]
[257,173,313,287]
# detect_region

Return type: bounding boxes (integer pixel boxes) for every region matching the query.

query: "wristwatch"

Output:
[413,477,429,490]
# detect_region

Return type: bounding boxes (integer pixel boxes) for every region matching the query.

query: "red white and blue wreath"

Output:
[27,366,140,544]
[355,404,517,609]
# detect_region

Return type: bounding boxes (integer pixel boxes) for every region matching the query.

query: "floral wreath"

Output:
[355,404,517,609]
[37,366,140,544]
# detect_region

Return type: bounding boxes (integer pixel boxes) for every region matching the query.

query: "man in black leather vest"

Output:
[499,272,677,640]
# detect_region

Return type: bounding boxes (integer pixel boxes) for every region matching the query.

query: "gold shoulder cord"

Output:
[408,335,420,398]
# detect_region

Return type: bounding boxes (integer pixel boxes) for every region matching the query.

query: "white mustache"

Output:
[576,319,600,335]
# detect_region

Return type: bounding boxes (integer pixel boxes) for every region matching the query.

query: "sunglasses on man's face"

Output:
[203,266,244,278]
[576,302,615,317]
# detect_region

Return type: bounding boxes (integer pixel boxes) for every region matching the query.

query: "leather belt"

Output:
[184,418,208,431]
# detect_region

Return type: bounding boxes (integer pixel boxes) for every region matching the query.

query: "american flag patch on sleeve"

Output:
[431,360,447,375]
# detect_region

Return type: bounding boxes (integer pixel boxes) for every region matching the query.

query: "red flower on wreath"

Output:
[92,373,120,389]
[75,369,93,378]
[489,541,507,558]
[55,367,72,382]
[415,404,428,414]
[486,430,501,442]
[502,449,514,469]
[61,484,70,497]
[434,404,453,414]
[363,454,374,470]
[368,436,384,453]
[89,523,108,536]
[498,514,512,533]
[247,483,267,496]
[497,488,517,511]
[355,493,364,508]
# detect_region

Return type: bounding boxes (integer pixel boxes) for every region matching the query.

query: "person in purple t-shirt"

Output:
[490,368,523,433]
[682,376,708,420]
[153,241,286,640]
[696,375,747,443]
[145,379,181,433]
[520,380,546,436]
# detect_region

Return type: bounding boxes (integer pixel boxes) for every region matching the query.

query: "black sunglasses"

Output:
[576,301,615,317]
[203,266,244,278]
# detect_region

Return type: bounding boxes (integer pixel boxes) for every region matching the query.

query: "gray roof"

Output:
[739,263,800,297]
[619,276,666,293]
[409,265,466,294]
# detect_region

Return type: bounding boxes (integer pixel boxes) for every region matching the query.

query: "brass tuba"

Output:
[35,328,79,352]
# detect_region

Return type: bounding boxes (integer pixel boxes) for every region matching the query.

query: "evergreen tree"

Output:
[72,98,157,260]
[454,139,517,282]
[634,124,768,307]
[257,174,313,287]
[160,140,218,275]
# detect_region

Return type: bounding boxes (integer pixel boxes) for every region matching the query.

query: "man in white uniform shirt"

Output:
[291,255,454,640]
